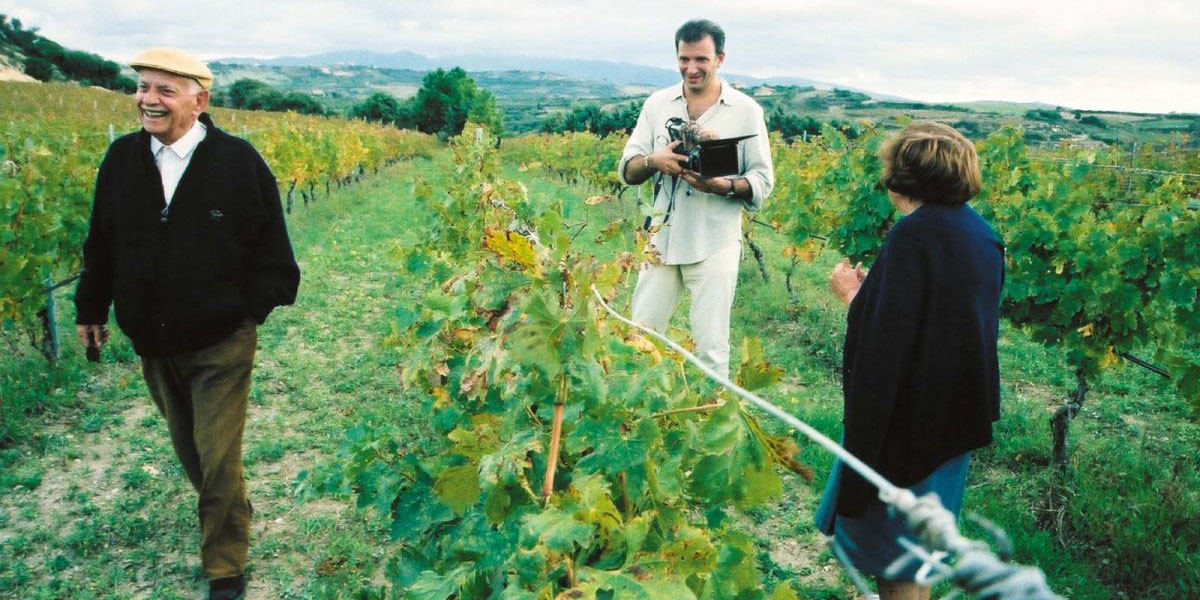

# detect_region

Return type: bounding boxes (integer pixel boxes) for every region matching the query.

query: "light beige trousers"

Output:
[631,241,741,379]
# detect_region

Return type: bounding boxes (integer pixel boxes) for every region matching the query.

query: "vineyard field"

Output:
[0,81,436,335]
[0,98,1197,599]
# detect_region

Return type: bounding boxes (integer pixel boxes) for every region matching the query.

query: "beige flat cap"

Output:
[129,47,213,90]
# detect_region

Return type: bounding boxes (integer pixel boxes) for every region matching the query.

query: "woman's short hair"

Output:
[880,121,982,204]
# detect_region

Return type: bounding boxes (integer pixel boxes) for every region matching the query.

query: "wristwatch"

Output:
[724,178,737,198]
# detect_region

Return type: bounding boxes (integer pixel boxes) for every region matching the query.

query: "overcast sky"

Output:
[3,0,1198,114]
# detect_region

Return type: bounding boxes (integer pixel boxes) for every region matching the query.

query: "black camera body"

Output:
[664,117,756,178]
[665,117,704,172]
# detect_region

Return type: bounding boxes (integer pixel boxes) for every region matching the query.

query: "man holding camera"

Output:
[75,47,299,600]
[619,19,774,378]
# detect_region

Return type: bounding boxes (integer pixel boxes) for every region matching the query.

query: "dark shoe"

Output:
[209,575,245,600]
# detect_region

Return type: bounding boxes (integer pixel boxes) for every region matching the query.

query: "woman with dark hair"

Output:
[815,121,1005,600]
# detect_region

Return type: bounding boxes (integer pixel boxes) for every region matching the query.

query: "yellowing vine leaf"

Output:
[1099,347,1121,369]
[735,338,784,392]
[625,333,663,362]
[483,226,540,273]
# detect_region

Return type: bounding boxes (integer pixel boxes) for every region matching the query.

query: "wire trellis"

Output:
[590,285,1065,600]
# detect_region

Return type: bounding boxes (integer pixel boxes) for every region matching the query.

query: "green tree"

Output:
[1025,108,1063,122]
[767,106,821,138]
[348,91,407,125]
[23,56,54,81]
[225,78,276,108]
[1,15,132,91]
[31,37,63,62]
[218,78,326,115]
[540,111,566,133]
[244,88,285,111]
[540,101,638,136]
[406,67,502,138]
[466,88,503,135]
[1,16,38,51]
[278,91,327,115]
[802,94,829,111]
[951,119,984,138]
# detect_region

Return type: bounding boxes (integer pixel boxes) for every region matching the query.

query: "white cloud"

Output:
[1,0,1197,112]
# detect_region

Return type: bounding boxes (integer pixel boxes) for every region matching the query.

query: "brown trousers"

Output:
[141,319,257,579]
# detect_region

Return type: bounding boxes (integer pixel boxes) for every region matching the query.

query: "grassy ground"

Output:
[724,211,1200,599]
[729,236,1200,597]
[505,161,1200,599]
[1,148,1197,599]
[0,158,436,599]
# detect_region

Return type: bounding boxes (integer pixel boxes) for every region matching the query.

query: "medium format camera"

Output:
[664,117,756,178]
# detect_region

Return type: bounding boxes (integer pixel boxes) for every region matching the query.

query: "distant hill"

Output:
[212,50,840,91]
[206,62,657,132]
[207,62,653,105]
[205,62,1200,142]
[217,50,434,71]
[4,16,1195,144]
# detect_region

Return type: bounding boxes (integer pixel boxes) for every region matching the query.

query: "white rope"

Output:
[588,285,1065,600]
[590,287,894,494]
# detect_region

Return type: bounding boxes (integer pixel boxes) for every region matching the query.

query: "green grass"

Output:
[0,156,442,598]
[729,203,1199,598]
[507,158,1199,597]
[1,147,1197,599]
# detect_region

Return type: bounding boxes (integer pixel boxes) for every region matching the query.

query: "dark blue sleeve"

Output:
[838,224,927,514]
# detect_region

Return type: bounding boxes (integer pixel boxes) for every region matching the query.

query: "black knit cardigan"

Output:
[75,113,300,357]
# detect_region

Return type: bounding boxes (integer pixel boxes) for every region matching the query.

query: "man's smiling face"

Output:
[135,68,208,145]
[677,34,724,96]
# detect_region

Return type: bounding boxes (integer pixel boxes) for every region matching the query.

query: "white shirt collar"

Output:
[716,79,738,106]
[673,78,737,106]
[150,119,208,159]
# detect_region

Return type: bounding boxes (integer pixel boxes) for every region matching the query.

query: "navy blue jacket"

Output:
[75,113,299,357]
[835,202,1004,517]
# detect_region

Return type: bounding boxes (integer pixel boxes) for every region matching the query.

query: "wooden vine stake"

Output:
[542,375,568,499]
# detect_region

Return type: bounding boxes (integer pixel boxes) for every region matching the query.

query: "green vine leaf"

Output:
[434,464,482,515]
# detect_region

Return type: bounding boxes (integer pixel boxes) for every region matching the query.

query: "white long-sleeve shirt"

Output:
[618,80,774,265]
[149,120,207,206]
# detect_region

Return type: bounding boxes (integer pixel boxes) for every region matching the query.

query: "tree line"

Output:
[214,68,504,139]
[532,97,866,140]
[347,67,502,139]
[2,14,499,139]
[212,79,329,116]
[1,14,135,92]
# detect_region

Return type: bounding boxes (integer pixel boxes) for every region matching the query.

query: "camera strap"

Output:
[644,111,691,232]
[642,172,681,231]
[642,173,661,231]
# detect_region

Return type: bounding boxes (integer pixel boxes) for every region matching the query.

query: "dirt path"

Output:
[0,159,433,599]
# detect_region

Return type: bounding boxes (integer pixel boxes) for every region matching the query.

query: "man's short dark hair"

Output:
[675,19,725,55]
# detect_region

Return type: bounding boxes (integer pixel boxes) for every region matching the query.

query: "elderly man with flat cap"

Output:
[75,47,299,600]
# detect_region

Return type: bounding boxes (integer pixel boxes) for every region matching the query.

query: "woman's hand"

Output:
[830,259,866,306]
